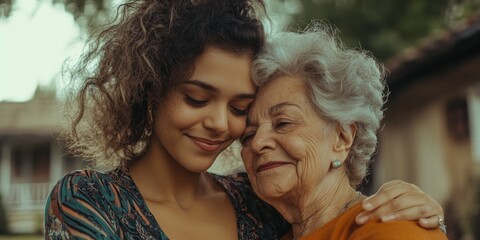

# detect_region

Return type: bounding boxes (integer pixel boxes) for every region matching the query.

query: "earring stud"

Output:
[331,159,342,168]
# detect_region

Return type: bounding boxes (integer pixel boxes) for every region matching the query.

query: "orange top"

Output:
[301,203,447,240]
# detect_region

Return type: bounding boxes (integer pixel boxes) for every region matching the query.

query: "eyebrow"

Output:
[247,102,301,126]
[269,102,302,116]
[183,80,256,99]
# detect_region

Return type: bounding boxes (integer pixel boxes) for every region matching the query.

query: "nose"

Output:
[250,125,276,154]
[203,104,229,134]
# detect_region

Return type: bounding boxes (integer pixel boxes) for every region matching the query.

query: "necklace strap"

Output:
[339,191,362,214]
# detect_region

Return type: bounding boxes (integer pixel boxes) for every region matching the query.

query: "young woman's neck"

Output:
[128,141,217,209]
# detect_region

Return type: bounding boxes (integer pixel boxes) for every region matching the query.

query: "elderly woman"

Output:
[240,24,447,239]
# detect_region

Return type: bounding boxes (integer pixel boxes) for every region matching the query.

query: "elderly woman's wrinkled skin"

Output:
[241,76,359,235]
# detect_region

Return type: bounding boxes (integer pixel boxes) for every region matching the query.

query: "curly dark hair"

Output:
[63,0,266,170]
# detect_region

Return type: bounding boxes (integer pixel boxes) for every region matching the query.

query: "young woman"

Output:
[45,0,445,239]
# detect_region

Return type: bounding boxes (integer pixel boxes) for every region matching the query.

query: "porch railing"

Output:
[4,183,51,211]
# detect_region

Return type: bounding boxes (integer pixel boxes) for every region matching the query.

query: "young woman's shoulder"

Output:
[44,169,131,239]
[55,168,112,183]
[48,169,115,201]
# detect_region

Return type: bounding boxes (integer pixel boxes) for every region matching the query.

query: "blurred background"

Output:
[0,0,479,239]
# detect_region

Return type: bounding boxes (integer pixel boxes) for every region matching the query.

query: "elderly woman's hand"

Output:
[355,180,444,230]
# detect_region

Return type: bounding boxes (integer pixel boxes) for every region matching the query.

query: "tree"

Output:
[0,0,112,32]
[1,0,479,57]
[273,0,480,60]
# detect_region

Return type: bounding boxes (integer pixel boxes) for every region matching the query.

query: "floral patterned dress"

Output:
[45,168,290,239]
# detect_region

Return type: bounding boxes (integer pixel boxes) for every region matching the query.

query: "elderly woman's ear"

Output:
[333,123,356,158]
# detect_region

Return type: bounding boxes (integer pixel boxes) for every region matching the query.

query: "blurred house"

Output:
[374,16,480,239]
[0,87,83,234]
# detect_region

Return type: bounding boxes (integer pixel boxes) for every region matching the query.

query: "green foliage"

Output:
[0,0,12,18]
[1,0,479,58]
[0,0,112,33]
[281,0,480,60]
[52,0,111,31]
[52,0,108,18]
[0,194,8,234]
[0,0,108,18]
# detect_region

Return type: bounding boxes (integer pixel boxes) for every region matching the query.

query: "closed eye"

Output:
[240,130,255,146]
[184,95,208,107]
[230,106,248,116]
[275,121,291,129]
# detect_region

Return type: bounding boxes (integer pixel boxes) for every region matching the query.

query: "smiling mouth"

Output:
[188,136,226,153]
[256,161,290,173]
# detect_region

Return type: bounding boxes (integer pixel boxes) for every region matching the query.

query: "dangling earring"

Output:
[331,159,343,168]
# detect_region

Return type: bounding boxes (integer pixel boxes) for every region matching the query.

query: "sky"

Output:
[0,0,82,102]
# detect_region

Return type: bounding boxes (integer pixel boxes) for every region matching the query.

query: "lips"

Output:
[188,135,226,153]
[256,161,290,173]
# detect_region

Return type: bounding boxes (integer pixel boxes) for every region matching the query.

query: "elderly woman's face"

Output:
[240,76,338,200]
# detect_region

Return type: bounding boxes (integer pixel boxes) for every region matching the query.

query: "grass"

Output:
[0,235,43,240]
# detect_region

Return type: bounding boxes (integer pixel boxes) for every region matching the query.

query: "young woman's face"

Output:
[151,46,256,173]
